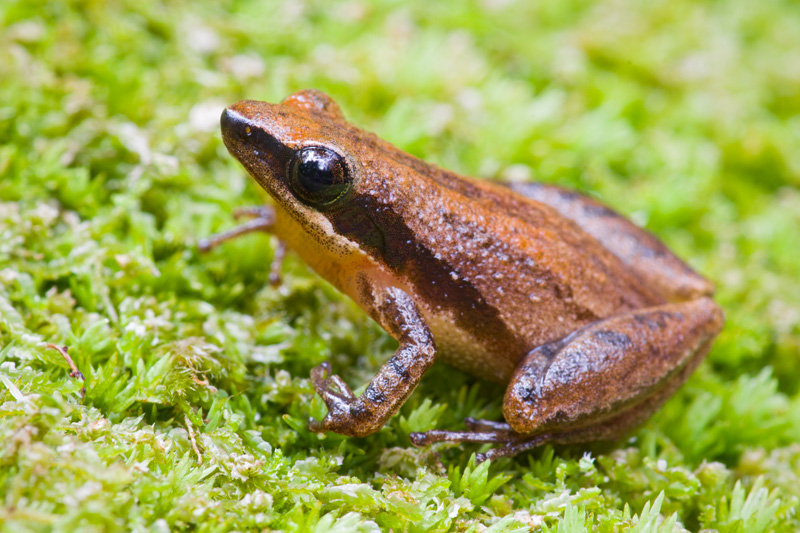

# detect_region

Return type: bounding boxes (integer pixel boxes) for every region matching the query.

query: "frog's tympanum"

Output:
[203,90,724,461]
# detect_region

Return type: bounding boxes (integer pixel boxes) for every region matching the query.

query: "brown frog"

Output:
[201,89,724,461]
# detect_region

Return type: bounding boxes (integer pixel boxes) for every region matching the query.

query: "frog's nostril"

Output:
[220,107,250,139]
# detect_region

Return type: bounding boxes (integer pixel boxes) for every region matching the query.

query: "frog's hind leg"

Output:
[411,297,723,461]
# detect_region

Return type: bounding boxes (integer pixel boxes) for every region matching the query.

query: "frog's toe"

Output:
[232,205,274,220]
[409,427,528,462]
[307,417,328,433]
[311,363,356,401]
[311,361,332,379]
[407,420,562,461]
[464,417,514,432]
[410,417,516,446]
[409,432,429,447]
[407,427,518,447]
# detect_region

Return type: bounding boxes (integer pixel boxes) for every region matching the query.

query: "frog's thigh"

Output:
[503,297,724,437]
[508,182,714,301]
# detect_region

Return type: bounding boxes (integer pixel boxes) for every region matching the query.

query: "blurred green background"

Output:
[2,0,800,531]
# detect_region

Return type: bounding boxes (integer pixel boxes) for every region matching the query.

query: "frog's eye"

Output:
[288,146,351,207]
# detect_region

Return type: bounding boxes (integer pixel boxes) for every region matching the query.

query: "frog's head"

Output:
[221,89,365,215]
[221,89,406,291]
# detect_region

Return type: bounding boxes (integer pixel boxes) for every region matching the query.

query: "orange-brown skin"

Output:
[209,89,724,461]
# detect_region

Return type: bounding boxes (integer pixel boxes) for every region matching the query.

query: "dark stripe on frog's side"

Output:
[363,141,661,298]
[327,194,527,357]
[356,137,704,303]
[431,209,606,325]
[346,126,672,299]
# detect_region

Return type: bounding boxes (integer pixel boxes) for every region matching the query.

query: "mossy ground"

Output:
[2,0,800,531]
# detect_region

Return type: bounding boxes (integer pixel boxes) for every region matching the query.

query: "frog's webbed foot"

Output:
[198,204,286,285]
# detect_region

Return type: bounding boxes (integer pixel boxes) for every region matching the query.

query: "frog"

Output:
[200,89,725,461]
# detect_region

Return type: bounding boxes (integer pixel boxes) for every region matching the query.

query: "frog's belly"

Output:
[426,312,521,384]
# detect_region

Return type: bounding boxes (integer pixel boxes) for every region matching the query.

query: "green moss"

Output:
[2,0,800,530]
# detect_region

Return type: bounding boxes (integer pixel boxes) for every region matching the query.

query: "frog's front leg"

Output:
[198,204,286,285]
[198,205,275,252]
[412,297,723,460]
[308,286,436,438]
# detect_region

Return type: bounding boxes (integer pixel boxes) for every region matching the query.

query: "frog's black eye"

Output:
[288,146,351,207]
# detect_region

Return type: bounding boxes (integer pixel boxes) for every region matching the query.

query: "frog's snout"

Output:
[219,102,295,194]
[220,107,252,144]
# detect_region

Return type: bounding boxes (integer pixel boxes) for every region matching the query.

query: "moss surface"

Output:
[2,0,800,531]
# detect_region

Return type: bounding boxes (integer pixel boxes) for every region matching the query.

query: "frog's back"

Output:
[346,144,666,382]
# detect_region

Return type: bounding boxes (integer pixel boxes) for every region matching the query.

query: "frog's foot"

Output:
[464,417,513,433]
[475,434,556,462]
[310,361,357,404]
[308,287,437,438]
[409,427,515,446]
[412,297,724,462]
[409,422,554,462]
[410,416,516,442]
[307,361,358,434]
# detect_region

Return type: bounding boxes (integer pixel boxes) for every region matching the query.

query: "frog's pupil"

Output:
[291,146,349,206]
[298,148,340,191]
